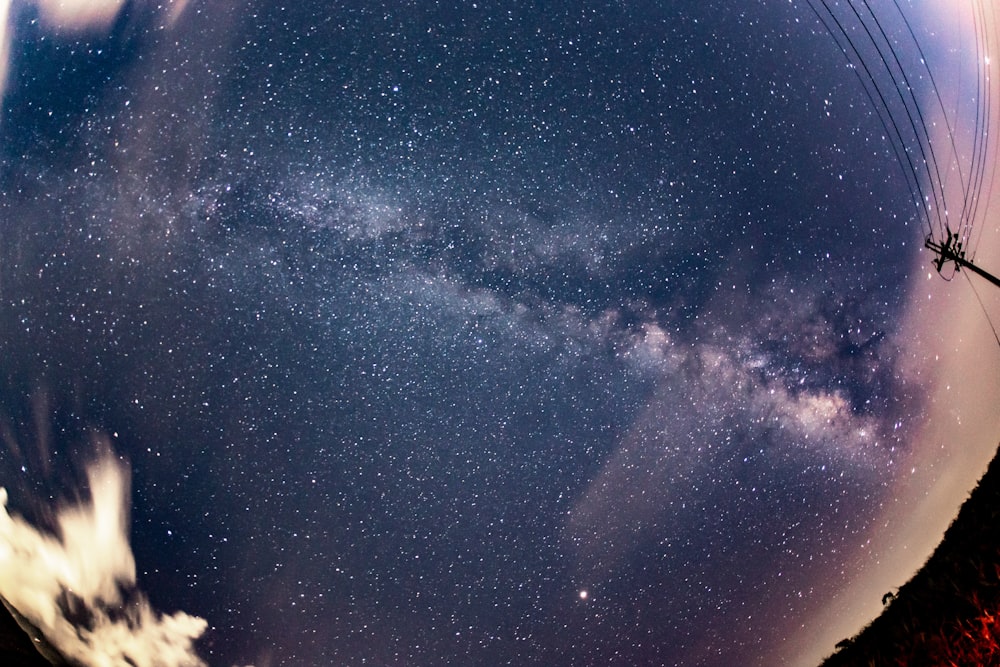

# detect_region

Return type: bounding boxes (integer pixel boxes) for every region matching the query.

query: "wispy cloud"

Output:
[0,0,12,107]
[564,281,914,584]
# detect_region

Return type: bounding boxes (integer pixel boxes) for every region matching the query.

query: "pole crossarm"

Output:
[926,232,1000,289]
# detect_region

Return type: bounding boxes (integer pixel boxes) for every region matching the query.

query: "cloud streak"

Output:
[0,0,193,110]
[0,446,207,667]
[0,0,124,106]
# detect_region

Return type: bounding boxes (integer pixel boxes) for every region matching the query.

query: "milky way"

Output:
[0,2,996,666]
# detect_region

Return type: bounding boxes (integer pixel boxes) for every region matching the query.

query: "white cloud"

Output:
[0,0,194,113]
[0,0,126,110]
[0,448,207,667]
[32,0,127,30]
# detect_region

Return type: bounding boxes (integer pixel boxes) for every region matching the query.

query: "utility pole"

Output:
[925,231,1000,289]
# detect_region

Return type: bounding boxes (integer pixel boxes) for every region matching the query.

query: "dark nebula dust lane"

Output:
[0,1,996,666]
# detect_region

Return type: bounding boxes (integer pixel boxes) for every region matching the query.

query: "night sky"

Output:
[0,1,998,666]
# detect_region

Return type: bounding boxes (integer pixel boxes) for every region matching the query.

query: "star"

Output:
[0,2,996,667]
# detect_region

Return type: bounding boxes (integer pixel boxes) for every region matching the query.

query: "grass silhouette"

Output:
[819,443,1000,666]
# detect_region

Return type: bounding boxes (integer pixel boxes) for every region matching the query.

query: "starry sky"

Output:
[0,1,999,666]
